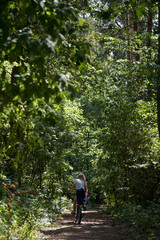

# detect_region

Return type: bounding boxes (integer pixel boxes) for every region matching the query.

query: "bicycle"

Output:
[74,202,83,224]
[70,187,88,224]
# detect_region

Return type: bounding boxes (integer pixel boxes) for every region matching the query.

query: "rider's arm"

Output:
[70,183,75,195]
[86,186,88,196]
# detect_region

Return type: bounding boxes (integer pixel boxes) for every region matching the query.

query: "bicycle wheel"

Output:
[77,205,82,224]
[73,210,77,223]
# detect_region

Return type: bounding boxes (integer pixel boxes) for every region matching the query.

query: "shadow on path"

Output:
[40,209,132,240]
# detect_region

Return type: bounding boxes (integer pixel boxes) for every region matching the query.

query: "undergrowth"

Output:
[104,201,160,240]
[0,177,72,240]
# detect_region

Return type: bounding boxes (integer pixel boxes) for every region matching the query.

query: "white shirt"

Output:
[74,179,85,190]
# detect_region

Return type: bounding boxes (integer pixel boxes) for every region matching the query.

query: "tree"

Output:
[0,0,90,107]
[157,1,160,137]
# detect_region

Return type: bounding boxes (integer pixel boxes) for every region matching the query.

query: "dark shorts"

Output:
[76,188,88,205]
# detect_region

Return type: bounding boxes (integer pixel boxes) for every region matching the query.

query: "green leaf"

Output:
[78,18,84,26]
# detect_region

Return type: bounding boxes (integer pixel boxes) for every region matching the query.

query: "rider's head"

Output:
[77,173,86,181]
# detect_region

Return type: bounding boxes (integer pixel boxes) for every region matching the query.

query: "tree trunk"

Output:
[133,1,140,62]
[147,4,152,49]
[157,2,160,137]
[126,8,132,61]
[147,2,153,100]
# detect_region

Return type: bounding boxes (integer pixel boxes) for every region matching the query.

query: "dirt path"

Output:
[40,209,134,240]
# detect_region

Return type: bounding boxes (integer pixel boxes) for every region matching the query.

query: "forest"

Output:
[0,0,160,239]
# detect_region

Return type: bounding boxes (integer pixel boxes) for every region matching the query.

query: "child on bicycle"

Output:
[70,173,88,215]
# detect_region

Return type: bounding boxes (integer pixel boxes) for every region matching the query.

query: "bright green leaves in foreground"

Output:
[0,0,90,107]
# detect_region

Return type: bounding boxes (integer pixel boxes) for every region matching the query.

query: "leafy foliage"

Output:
[0,0,90,107]
[1,0,160,239]
[104,202,160,239]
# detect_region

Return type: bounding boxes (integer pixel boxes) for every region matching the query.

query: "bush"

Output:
[0,178,72,239]
[104,201,160,239]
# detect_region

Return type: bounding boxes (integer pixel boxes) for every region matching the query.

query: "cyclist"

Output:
[70,173,88,215]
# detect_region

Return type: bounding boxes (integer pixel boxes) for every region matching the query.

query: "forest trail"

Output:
[40,209,134,240]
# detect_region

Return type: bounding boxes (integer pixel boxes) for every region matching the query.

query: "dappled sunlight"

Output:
[40,210,129,240]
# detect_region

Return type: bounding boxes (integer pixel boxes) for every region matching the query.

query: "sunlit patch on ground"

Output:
[39,209,133,240]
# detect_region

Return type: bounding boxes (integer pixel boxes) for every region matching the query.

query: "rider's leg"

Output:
[71,195,77,214]
[73,195,77,214]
